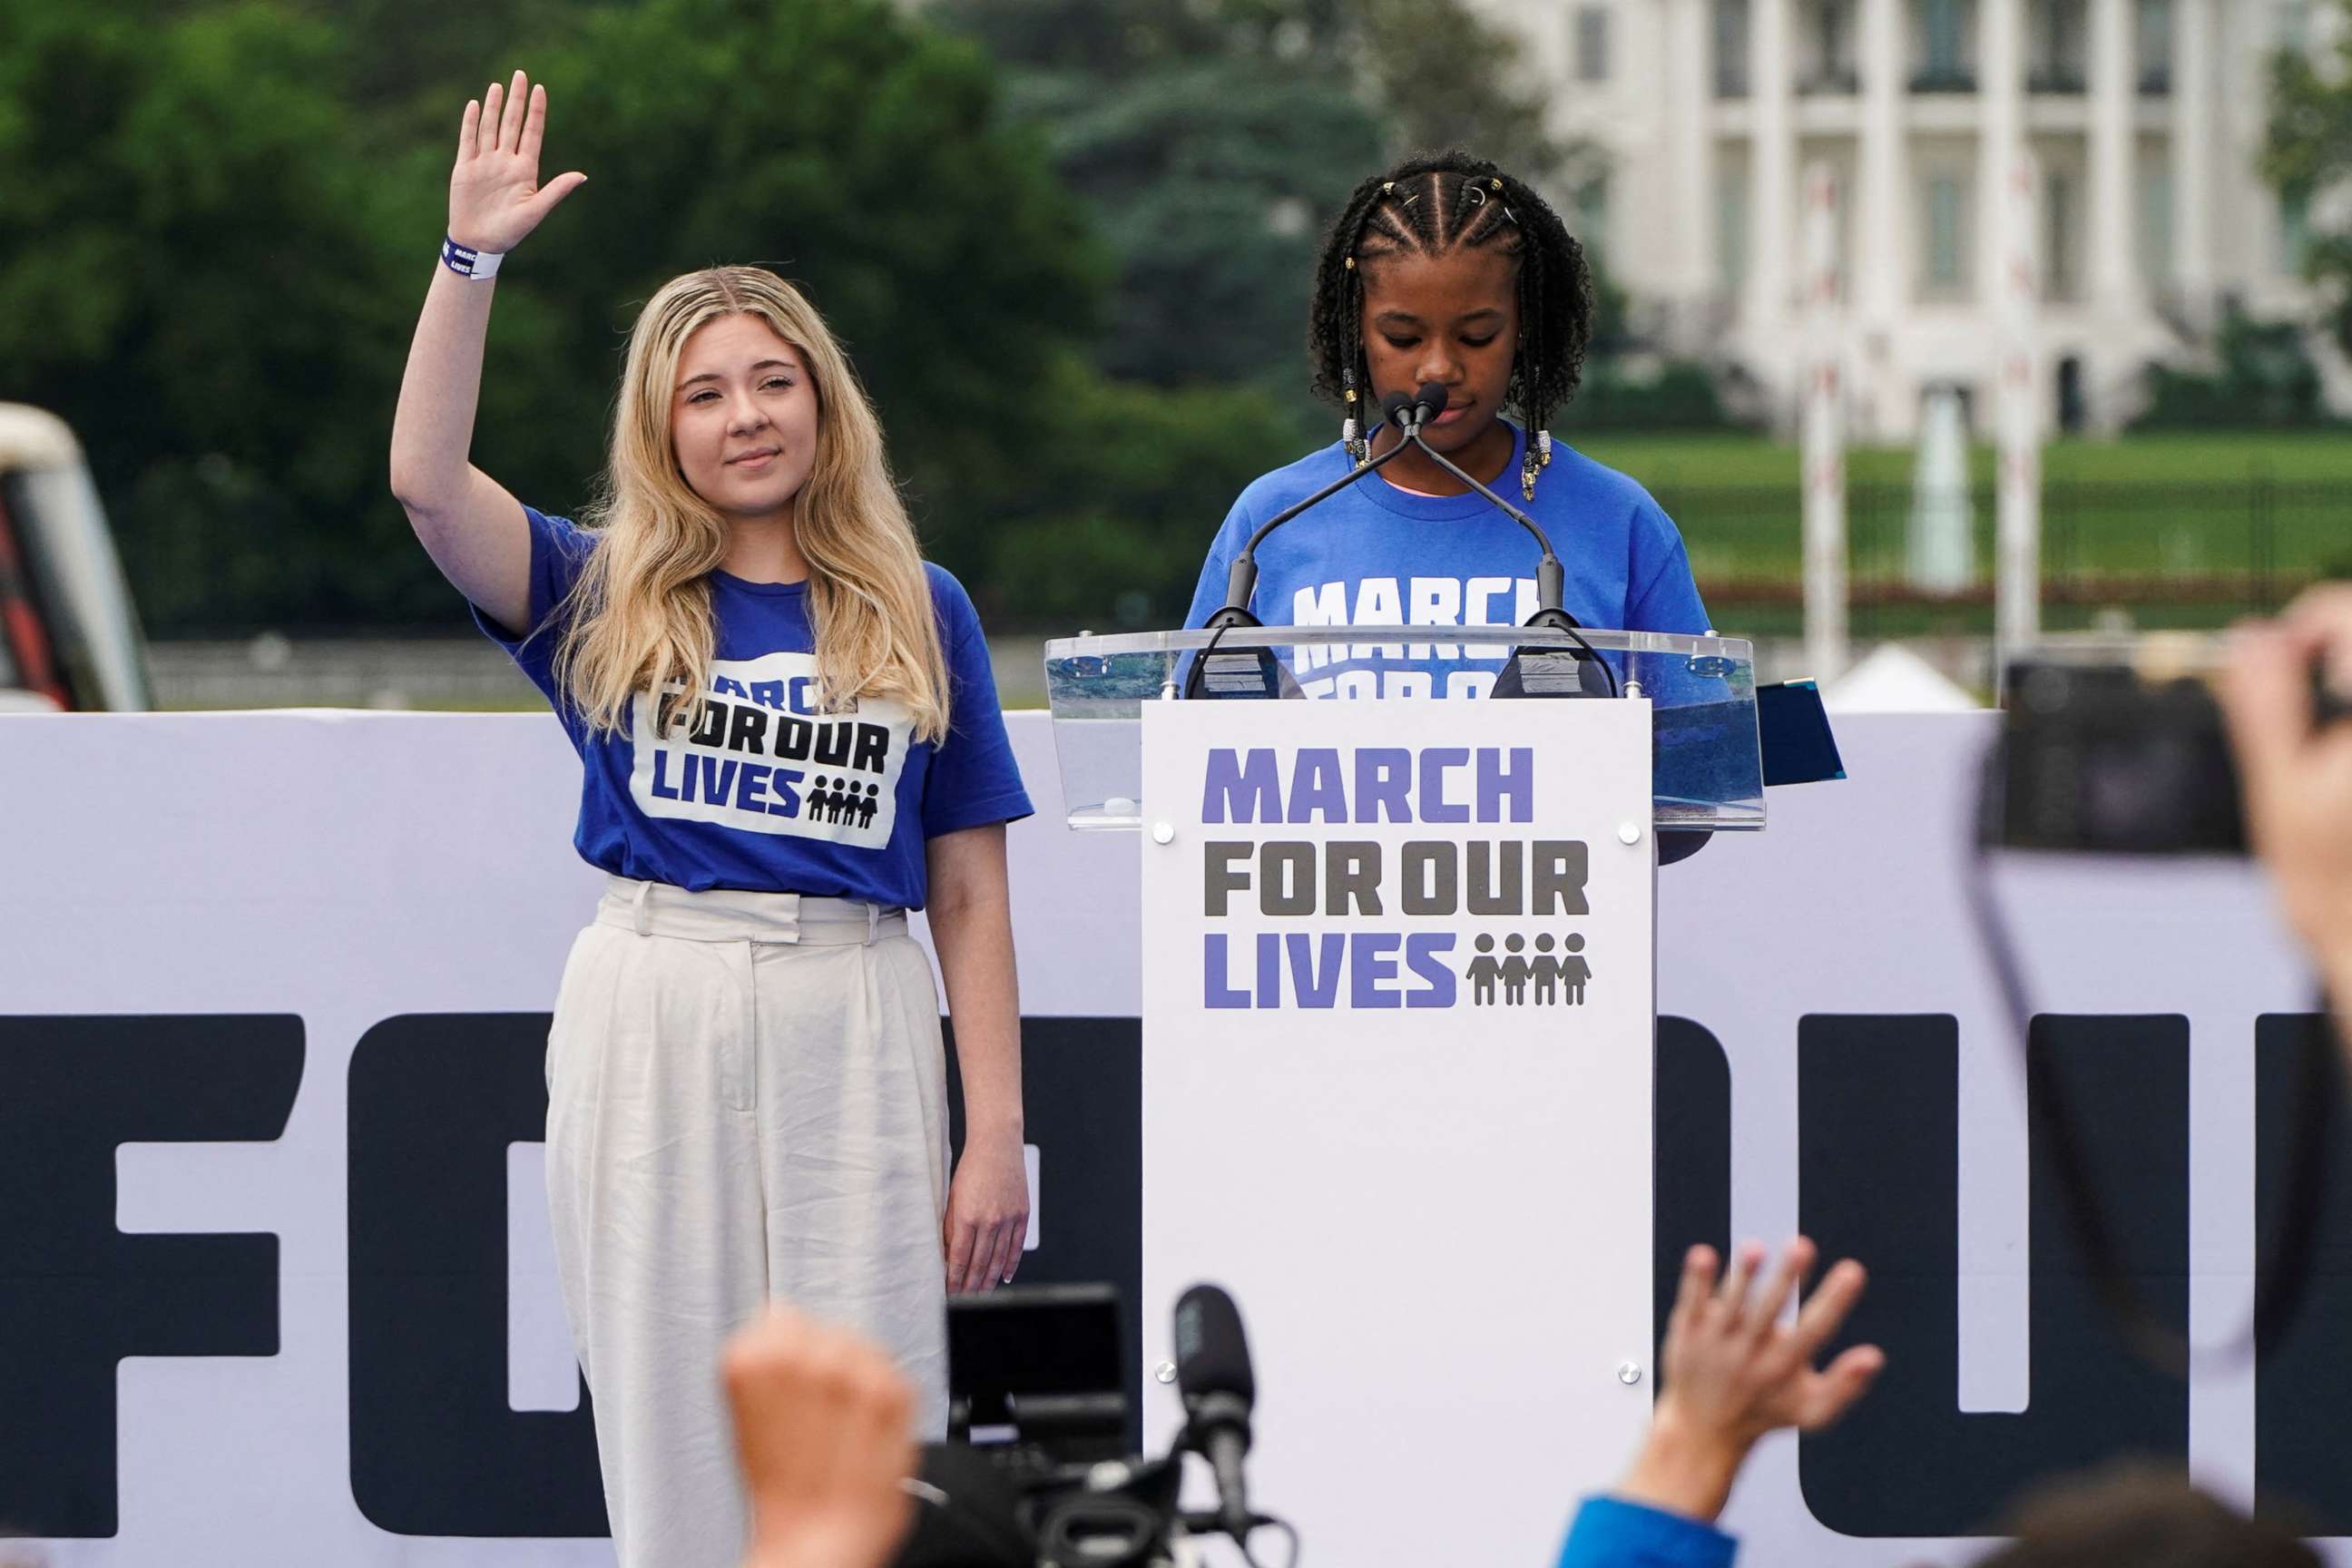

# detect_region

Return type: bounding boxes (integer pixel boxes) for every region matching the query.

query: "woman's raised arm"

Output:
[389,71,585,635]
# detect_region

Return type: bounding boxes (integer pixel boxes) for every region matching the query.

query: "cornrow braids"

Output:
[1308,150,1594,496]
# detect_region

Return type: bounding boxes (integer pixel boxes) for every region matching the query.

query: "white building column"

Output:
[2172,0,2214,315]
[1748,0,1798,362]
[1979,0,2027,312]
[1856,0,1910,435]
[1664,0,1717,327]
[2087,0,2141,310]
[1857,0,1908,325]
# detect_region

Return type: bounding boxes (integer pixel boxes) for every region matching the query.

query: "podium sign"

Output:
[1139,698,1656,1563]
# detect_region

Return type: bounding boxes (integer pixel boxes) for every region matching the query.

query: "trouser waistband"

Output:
[594,876,906,945]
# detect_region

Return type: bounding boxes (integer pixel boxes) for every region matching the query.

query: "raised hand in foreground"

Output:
[1617,1237,1884,1524]
[2223,583,2352,1029]
[724,1308,919,1568]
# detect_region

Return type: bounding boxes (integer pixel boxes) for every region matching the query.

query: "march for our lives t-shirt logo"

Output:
[628,652,908,848]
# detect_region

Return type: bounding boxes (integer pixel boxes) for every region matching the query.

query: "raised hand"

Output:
[2224,583,2352,1009]
[448,70,586,256]
[723,1309,919,1568]
[1617,1237,1884,1523]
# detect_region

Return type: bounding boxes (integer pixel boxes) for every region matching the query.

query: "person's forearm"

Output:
[1612,1410,1747,1525]
[928,890,1023,1142]
[389,263,498,514]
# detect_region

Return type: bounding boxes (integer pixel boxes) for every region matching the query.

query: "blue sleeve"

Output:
[1181,492,1253,630]
[468,504,597,703]
[922,570,1035,838]
[1556,1496,1738,1568]
[1624,497,1710,635]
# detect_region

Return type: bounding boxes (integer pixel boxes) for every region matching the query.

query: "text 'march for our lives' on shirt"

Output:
[472,504,1034,907]
[1182,422,1710,700]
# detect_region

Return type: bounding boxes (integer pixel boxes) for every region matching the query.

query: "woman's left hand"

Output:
[942,1134,1030,1295]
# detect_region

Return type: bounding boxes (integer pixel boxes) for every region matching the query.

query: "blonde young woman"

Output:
[388,73,1032,1568]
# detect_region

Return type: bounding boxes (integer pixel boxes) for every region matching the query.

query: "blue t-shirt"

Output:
[1182,423,1710,699]
[1556,1496,1737,1568]
[476,505,1033,908]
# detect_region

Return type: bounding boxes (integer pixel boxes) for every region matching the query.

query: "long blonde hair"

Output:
[553,267,949,743]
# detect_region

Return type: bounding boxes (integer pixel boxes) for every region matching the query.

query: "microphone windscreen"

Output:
[1172,1284,1255,1406]
[1379,390,1414,428]
[1414,382,1449,420]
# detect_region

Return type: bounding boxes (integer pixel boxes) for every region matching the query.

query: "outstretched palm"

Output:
[449,70,586,256]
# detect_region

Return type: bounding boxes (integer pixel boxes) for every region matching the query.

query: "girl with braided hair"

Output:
[389,74,1033,1568]
[1182,151,1710,698]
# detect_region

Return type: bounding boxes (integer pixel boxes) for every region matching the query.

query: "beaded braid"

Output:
[1308,151,1594,498]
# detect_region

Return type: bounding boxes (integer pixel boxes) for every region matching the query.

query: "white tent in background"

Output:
[1821,643,1980,713]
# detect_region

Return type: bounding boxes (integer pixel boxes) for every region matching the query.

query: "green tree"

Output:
[939,0,1379,394]
[2132,305,2334,431]
[468,0,1108,597]
[2264,2,2352,357]
[944,0,1627,393]
[0,0,435,629]
[0,0,1111,630]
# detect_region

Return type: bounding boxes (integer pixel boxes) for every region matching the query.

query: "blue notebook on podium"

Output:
[1757,680,1846,787]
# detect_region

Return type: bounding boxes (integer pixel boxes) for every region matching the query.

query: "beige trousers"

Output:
[545,875,951,1568]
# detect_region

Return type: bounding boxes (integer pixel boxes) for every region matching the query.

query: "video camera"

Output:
[894,1282,1289,1568]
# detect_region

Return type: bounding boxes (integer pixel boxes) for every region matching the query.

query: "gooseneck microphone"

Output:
[1397,383,1571,624]
[1172,1283,1256,1542]
[1397,382,1619,697]
[1201,395,1420,632]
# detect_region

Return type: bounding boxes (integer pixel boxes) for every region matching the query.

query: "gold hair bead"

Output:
[1382,181,1394,192]
[1491,177,1504,191]
[1345,388,1357,402]
[1344,255,1356,270]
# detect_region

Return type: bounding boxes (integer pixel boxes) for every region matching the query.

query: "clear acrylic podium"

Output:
[1041,623,1765,834]
[1042,624,1765,1568]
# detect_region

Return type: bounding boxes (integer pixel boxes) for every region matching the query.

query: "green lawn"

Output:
[1563,432,2352,627]
[1573,431,2352,490]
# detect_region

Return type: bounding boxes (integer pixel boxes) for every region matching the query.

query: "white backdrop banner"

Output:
[2,709,2347,1566]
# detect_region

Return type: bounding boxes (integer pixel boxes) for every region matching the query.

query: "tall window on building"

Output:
[2137,162,2174,285]
[1715,0,1751,95]
[1576,5,1612,82]
[1808,0,1857,91]
[1574,174,1612,262]
[2044,170,2077,299]
[2135,0,2173,93]
[2032,0,2087,91]
[1917,0,1975,90]
[2276,1,2311,52]
[2278,191,2313,277]
[1925,172,1968,295]
[1719,164,1750,293]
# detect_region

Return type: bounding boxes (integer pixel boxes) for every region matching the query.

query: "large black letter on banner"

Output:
[1654,1017,1732,1359]
[2255,1011,2352,1534]
[0,1014,302,1537]
[945,1015,1143,1449]
[1797,1014,2189,1535]
[348,1014,605,1536]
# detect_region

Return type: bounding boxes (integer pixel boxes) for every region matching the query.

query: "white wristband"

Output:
[441,236,504,280]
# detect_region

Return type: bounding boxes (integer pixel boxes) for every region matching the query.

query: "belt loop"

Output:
[632,879,653,936]
[866,903,879,946]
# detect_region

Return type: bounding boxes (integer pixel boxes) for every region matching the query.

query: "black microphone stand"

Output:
[1201,430,1418,633]
[1399,428,1620,698]
[1181,404,1419,701]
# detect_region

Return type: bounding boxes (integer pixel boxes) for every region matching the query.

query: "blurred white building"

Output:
[1494,0,2347,436]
